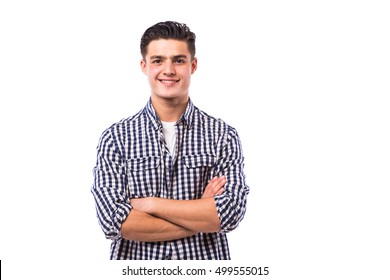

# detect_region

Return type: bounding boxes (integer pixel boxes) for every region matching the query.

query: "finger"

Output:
[206,177,222,192]
[208,176,218,184]
[216,187,225,195]
[203,176,226,197]
[213,176,226,186]
[202,178,217,197]
[212,176,226,189]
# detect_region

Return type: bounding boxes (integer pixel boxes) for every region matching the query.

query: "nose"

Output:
[163,61,175,76]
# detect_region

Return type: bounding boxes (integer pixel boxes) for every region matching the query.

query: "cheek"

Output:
[147,67,160,78]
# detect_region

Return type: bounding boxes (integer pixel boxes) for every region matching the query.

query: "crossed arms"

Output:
[121,176,226,242]
[92,126,249,243]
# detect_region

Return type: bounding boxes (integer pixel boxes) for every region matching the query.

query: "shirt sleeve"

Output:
[214,127,250,233]
[91,127,131,240]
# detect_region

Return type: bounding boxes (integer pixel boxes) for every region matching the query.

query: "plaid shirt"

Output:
[91,99,249,259]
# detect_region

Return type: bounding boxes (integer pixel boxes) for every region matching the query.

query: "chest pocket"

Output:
[183,154,216,168]
[182,154,216,199]
[126,156,161,198]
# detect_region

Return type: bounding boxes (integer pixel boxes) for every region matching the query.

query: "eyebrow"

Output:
[149,54,189,60]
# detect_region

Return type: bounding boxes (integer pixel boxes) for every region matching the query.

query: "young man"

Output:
[91,21,249,260]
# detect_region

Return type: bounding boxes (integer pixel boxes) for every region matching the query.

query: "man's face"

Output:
[141,39,197,102]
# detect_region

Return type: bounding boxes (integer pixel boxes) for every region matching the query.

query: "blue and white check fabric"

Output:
[91,99,249,259]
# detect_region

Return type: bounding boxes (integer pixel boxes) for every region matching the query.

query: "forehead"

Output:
[146,39,190,57]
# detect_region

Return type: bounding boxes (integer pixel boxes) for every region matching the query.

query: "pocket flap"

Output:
[183,154,216,168]
[127,156,160,171]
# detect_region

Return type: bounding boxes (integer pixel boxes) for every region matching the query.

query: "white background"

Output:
[0,0,389,279]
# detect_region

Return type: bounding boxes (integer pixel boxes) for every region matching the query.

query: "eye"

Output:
[151,59,161,64]
[174,59,186,64]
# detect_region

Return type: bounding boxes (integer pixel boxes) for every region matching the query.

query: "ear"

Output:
[191,57,198,74]
[140,59,147,75]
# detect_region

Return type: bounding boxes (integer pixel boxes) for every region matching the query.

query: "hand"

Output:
[201,176,226,198]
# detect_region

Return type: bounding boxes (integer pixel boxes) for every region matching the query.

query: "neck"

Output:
[151,96,189,122]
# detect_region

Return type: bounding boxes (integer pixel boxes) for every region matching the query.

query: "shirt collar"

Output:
[178,98,195,129]
[144,98,195,130]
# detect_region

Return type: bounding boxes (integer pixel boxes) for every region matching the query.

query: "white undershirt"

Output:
[161,121,177,157]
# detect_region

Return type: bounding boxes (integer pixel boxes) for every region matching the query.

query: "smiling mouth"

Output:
[158,79,179,84]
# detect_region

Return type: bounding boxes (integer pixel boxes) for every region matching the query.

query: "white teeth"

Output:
[160,80,177,83]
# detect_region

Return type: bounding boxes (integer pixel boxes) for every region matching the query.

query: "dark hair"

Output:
[140,21,196,59]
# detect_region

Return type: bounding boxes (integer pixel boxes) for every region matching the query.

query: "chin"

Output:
[156,91,186,99]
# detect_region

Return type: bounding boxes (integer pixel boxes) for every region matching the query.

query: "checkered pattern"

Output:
[91,99,249,259]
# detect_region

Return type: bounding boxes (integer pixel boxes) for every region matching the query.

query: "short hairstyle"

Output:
[140,21,196,59]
